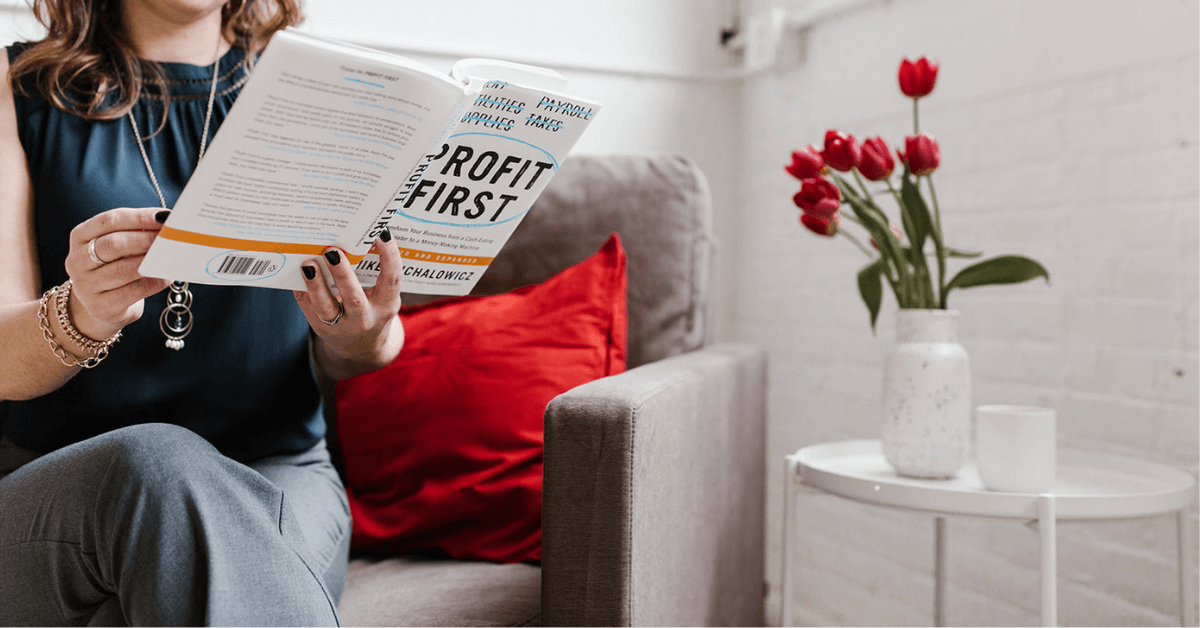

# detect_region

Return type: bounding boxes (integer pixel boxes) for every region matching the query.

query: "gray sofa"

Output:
[331,154,769,626]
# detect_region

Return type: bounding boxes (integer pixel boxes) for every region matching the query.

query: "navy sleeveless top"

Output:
[4,43,323,461]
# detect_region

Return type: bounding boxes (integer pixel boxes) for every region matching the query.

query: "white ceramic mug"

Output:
[974,405,1056,493]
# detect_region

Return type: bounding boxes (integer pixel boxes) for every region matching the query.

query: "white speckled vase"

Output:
[882,309,971,479]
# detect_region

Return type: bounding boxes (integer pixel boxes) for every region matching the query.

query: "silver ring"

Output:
[317,301,344,326]
[87,239,107,266]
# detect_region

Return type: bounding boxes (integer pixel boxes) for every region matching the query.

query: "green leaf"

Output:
[902,245,981,259]
[840,186,895,254]
[842,193,910,301]
[943,255,1051,306]
[857,259,885,332]
[834,173,915,306]
[913,264,935,308]
[945,246,983,258]
[834,174,891,226]
[897,172,938,307]
[899,173,935,254]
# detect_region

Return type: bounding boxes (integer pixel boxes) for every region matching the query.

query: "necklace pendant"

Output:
[160,281,194,351]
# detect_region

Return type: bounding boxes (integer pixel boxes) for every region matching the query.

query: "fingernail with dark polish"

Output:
[379,229,392,243]
[301,265,317,280]
[155,210,171,223]
[324,250,341,266]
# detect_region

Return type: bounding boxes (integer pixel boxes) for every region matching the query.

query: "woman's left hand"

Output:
[294,231,405,381]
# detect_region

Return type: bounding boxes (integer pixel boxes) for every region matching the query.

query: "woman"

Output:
[0,0,404,624]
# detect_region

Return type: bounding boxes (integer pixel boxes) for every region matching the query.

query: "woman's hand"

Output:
[64,207,172,340]
[295,231,405,381]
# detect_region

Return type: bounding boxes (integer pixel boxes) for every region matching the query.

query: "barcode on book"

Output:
[217,254,272,276]
[205,251,285,281]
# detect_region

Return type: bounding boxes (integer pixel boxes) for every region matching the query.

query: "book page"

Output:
[139,29,467,291]
[450,58,567,92]
[354,79,601,295]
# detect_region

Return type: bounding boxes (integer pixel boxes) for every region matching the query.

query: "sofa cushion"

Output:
[339,555,541,627]
[335,234,627,563]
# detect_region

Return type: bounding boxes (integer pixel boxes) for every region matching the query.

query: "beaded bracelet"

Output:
[37,280,121,369]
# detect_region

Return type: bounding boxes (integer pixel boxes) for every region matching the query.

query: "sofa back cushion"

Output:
[412,154,715,369]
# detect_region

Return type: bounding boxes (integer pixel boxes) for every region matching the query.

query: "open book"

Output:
[139,28,599,294]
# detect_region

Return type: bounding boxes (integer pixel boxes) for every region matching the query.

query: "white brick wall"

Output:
[740,0,1199,625]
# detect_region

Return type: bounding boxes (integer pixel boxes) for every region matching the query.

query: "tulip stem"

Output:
[913,99,920,135]
[839,229,875,258]
[925,176,948,307]
[851,171,894,227]
[844,170,912,305]
[851,170,875,206]
[926,176,944,236]
[884,179,904,212]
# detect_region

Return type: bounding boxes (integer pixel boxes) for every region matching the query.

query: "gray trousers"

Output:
[0,423,351,626]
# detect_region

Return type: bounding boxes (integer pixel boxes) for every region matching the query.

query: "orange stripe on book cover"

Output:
[158,226,367,264]
[397,248,494,266]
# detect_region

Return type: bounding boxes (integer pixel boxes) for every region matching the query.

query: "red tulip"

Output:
[820,130,861,172]
[800,213,837,237]
[857,136,894,181]
[785,146,825,180]
[792,177,841,219]
[898,57,939,99]
[898,134,940,176]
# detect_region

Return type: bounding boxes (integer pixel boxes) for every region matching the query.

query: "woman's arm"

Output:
[0,51,77,400]
[0,53,170,401]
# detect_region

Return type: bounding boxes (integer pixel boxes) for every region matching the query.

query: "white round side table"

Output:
[781,440,1197,627]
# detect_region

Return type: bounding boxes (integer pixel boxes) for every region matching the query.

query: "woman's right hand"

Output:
[64,207,173,340]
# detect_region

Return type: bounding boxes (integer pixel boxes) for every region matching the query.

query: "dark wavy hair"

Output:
[7,0,303,120]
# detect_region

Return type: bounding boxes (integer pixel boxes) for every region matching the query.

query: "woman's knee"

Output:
[82,424,282,512]
[90,424,219,481]
[84,424,284,542]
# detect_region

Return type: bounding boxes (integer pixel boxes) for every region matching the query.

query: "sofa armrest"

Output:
[541,343,768,627]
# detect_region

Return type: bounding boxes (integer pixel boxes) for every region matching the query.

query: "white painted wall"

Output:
[0,1,40,44]
[299,0,737,77]
[741,0,1199,625]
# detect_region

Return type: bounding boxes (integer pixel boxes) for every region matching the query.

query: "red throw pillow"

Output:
[335,233,627,563]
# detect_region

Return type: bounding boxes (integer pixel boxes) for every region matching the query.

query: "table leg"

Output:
[933,517,946,627]
[781,455,799,627]
[1038,494,1058,627]
[1178,509,1197,627]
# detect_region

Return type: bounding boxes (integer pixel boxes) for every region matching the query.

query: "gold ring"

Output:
[87,239,107,266]
[317,301,344,326]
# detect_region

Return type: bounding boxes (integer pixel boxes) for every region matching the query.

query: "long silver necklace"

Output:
[127,40,221,351]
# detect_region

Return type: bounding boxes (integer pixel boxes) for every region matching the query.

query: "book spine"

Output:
[356,94,473,248]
